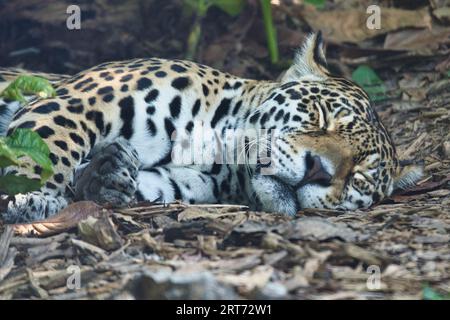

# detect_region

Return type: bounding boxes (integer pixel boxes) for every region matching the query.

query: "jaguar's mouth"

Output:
[294,152,332,189]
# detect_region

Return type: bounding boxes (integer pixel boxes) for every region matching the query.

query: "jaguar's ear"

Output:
[393,161,424,191]
[281,31,330,83]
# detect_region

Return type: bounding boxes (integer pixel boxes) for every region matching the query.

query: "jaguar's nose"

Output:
[296,152,332,188]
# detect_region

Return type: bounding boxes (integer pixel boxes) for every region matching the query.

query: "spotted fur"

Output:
[0,33,422,222]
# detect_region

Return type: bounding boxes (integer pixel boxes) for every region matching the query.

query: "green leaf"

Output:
[305,0,326,9]
[4,129,54,182]
[0,87,27,103]
[0,156,18,168]
[0,139,20,168]
[184,0,210,17]
[211,0,245,16]
[186,22,202,60]
[352,65,387,102]
[352,65,383,87]
[423,286,445,300]
[0,174,41,195]
[0,75,56,103]
[183,0,245,60]
[184,0,245,17]
[0,129,53,195]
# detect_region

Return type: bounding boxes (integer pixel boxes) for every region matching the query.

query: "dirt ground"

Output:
[0,0,449,299]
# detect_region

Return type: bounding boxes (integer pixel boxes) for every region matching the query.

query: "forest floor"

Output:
[0,0,449,299]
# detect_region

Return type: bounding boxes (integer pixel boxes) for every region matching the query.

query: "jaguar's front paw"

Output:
[3,192,68,223]
[73,138,140,207]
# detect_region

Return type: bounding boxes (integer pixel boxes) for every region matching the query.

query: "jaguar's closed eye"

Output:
[334,107,351,118]
[306,130,327,137]
[354,172,376,186]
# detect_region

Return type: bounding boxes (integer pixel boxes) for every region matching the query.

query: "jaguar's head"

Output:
[250,32,423,215]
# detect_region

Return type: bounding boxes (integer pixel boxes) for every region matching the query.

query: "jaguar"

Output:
[0,33,422,223]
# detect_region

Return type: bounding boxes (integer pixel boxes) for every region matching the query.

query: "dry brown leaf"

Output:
[216,265,274,293]
[433,7,450,23]
[296,248,332,281]
[12,201,104,237]
[384,26,450,53]
[343,244,386,266]
[78,215,124,251]
[302,6,431,43]
[283,266,309,291]
[285,217,362,242]
[177,207,216,222]
[398,132,428,159]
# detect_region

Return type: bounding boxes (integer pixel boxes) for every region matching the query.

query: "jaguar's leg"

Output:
[4,192,68,223]
[1,99,69,223]
[67,140,220,209]
[73,138,140,207]
[2,97,100,223]
[136,167,220,204]
[75,159,219,206]
[251,174,299,216]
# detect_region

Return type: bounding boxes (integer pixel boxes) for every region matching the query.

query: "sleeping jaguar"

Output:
[0,33,422,223]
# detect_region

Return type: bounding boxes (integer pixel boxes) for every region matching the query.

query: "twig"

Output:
[26,268,49,298]
[10,233,69,246]
[0,247,17,282]
[0,226,14,265]
[71,238,108,260]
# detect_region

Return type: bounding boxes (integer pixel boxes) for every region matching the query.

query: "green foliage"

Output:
[422,286,448,300]
[184,0,209,17]
[304,0,326,9]
[351,65,387,102]
[0,129,53,195]
[0,174,41,196]
[0,75,56,103]
[211,0,246,16]
[185,0,246,60]
[260,0,279,64]
[186,20,203,61]
[184,0,280,65]
[185,0,245,17]
[0,75,55,195]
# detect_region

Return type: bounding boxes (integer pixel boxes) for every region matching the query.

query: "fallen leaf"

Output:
[216,265,274,293]
[433,7,450,23]
[78,215,124,251]
[384,26,450,54]
[342,243,388,267]
[12,201,105,237]
[164,219,231,242]
[285,217,362,242]
[223,220,278,247]
[302,6,431,43]
[178,207,215,222]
